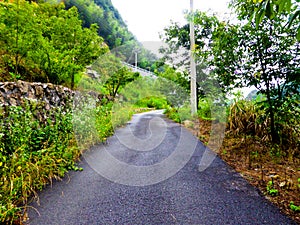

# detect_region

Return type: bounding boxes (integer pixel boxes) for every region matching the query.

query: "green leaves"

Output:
[0,1,108,87]
[287,10,300,39]
[267,180,279,196]
[231,0,299,40]
[290,202,300,212]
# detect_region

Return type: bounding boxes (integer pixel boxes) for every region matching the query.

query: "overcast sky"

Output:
[111,0,232,41]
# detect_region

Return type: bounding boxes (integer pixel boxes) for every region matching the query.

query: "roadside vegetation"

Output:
[0,0,157,223]
[160,0,299,222]
[0,0,299,224]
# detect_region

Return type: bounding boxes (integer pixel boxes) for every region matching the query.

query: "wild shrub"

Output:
[164,104,193,123]
[227,97,300,161]
[135,96,168,109]
[0,97,136,223]
[0,102,78,223]
[228,99,268,140]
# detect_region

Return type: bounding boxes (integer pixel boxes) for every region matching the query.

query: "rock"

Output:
[35,85,44,98]
[183,120,194,128]
[28,87,35,99]
[0,81,100,115]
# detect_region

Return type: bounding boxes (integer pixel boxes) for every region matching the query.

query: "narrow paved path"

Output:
[27,111,296,225]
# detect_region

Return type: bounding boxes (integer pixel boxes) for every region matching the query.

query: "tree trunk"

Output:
[265,81,278,143]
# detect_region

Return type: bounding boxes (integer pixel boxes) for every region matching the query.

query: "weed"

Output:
[290,202,300,212]
[135,96,168,109]
[0,93,142,223]
[266,180,279,196]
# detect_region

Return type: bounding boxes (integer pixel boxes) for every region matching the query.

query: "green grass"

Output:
[0,98,138,224]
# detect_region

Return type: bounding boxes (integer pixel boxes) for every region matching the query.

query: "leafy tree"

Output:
[0,0,43,80]
[230,0,300,39]
[90,53,139,99]
[162,6,299,142]
[157,65,189,92]
[0,1,107,88]
[104,67,139,99]
[35,4,108,88]
[213,3,300,142]
[160,11,222,103]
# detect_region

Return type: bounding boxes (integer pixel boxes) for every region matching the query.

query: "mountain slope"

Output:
[65,0,135,49]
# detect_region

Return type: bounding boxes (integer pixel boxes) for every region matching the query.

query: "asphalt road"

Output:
[26,110,297,225]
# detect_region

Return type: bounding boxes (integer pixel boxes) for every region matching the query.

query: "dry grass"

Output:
[186,103,300,224]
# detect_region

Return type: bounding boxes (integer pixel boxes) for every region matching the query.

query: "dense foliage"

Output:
[65,0,158,70]
[0,0,157,89]
[230,0,300,39]
[161,4,299,143]
[64,0,131,49]
[160,2,299,221]
[0,0,107,88]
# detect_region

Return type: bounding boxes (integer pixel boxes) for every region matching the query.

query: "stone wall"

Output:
[0,80,111,115]
[0,80,74,110]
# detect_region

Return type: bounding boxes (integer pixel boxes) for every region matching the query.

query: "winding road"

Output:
[26,111,296,225]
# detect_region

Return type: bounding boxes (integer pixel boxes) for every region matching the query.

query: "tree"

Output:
[104,67,139,99]
[0,0,43,80]
[160,11,222,103]
[0,1,108,88]
[90,53,139,99]
[35,4,108,88]
[213,3,300,142]
[230,0,300,40]
[162,5,299,143]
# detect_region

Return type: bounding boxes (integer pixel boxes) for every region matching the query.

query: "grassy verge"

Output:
[166,100,300,224]
[0,99,142,224]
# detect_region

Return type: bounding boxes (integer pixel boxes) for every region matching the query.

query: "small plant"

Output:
[198,98,212,120]
[290,202,300,212]
[266,180,279,196]
[135,96,168,109]
[164,107,181,123]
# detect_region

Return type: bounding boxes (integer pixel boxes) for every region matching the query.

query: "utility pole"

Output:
[133,48,140,72]
[134,51,138,71]
[190,0,197,115]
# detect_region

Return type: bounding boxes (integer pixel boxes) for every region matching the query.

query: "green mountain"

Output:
[64,0,135,49]
[64,0,157,69]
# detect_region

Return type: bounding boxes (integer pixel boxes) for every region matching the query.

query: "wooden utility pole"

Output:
[190,0,197,115]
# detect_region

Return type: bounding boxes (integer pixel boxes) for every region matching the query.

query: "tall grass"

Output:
[0,102,78,223]
[227,98,299,161]
[0,97,138,223]
[228,99,269,140]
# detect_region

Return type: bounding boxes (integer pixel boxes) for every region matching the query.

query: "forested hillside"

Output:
[64,0,132,49]
[65,0,157,68]
[0,0,150,222]
[0,0,157,88]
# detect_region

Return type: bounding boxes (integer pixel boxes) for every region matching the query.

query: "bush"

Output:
[0,98,136,223]
[135,96,168,109]
[164,104,192,123]
[197,98,212,120]
[0,102,78,223]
